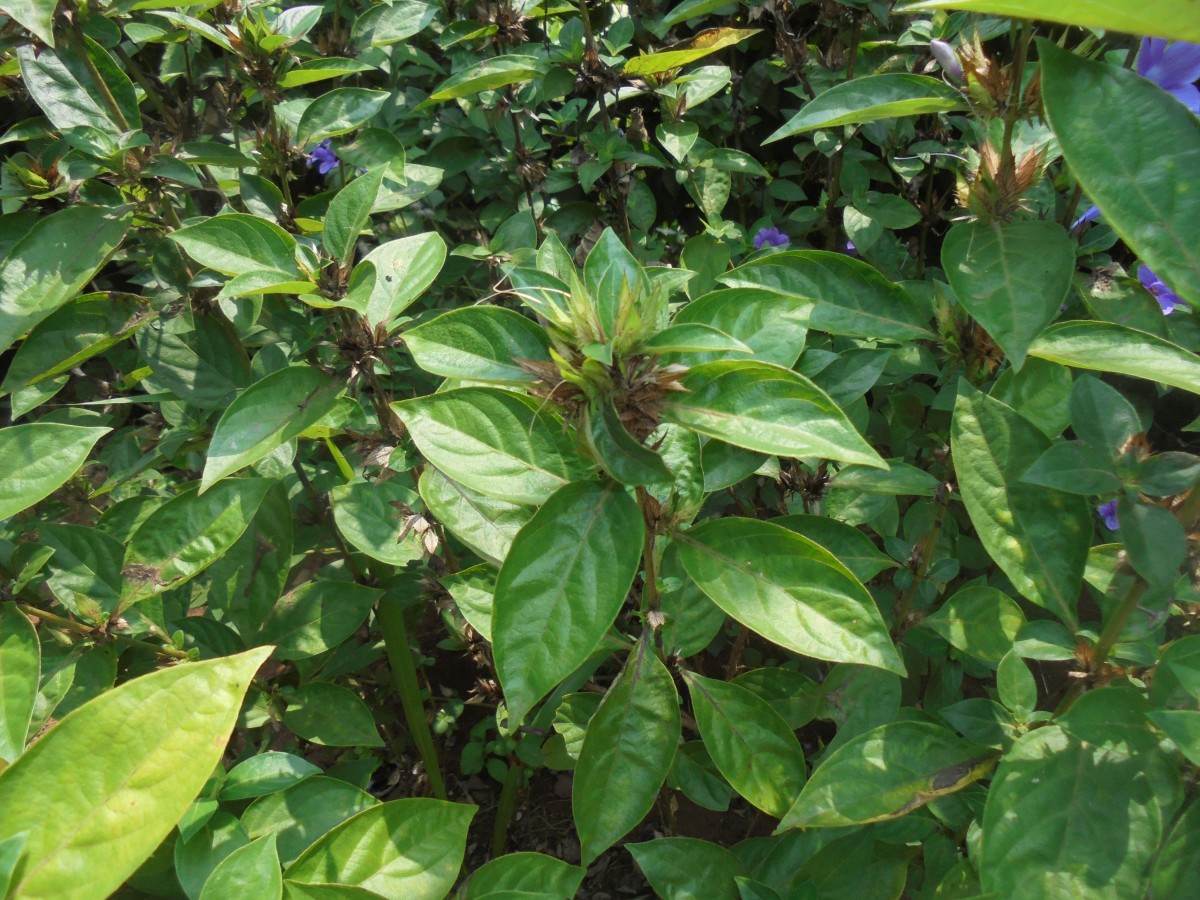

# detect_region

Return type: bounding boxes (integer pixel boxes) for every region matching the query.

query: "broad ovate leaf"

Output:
[0,647,271,900]
[0,423,110,520]
[677,518,904,674]
[493,481,644,724]
[951,383,1090,627]
[662,361,886,468]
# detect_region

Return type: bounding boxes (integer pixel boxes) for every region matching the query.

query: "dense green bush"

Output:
[1,0,1199,897]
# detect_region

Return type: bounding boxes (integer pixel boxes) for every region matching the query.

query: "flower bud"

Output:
[930,40,964,82]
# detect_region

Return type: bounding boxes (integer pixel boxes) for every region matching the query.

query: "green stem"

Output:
[67,18,131,133]
[16,603,190,661]
[378,596,448,801]
[892,487,950,637]
[490,759,523,857]
[637,486,659,613]
[999,21,1033,173]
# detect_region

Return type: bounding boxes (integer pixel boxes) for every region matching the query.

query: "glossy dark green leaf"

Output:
[1029,321,1200,396]
[283,682,383,747]
[427,55,548,102]
[642,323,752,355]
[951,383,1089,627]
[623,27,758,76]
[1040,40,1199,302]
[0,605,38,765]
[3,0,55,45]
[627,837,746,900]
[921,586,1025,664]
[418,468,531,567]
[772,515,897,583]
[666,741,735,812]
[670,288,809,368]
[0,423,110,520]
[259,580,382,661]
[996,650,1037,719]
[0,205,130,356]
[574,635,681,864]
[198,834,282,900]
[733,668,821,731]
[17,38,140,142]
[766,73,965,140]
[137,314,252,408]
[203,367,343,491]
[684,672,806,818]
[169,214,298,278]
[980,725,1181,898]
[322,169,384,265]
[584,399,672,487]
[828,461,939,497]
[394,388,593,505]
[0,648,271,899]
[719,251,934,340]
[493,481,643,724]
[1151,799,1200,898]
[678,518,904,673]
[403,306,551,383]
[779,721,994,830]
[296,88,389,145]
[284,799,476,897]
[176,811,250,900]
[463,851,584,899]
[38,523,125,621]
[898,0,1200,41]
[123,479,275,602]
[662,361,885,467]
[942,220,1075,368]
[331,480,426,567]
[1118,496,1187,588]
[0,293,152,397]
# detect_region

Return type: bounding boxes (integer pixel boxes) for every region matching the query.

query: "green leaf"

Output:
[394,388,593,506]
[719,251,934,340]
[997,650,1037,718]
[352,0,437,47]
[17,39,140,143]
[427,55,548,102]
[670,288,809,369]
[951,382,1089,627]
[583,399,672,487]
[137,314,252,409]
[3,0,56,45]
[980,725,1181,898]
[1028,321,1200,396]
[677,518,904,674]
[0,647,271,899]
[169,214,298,278]
[221,753,321,802]
[1041,39,1199,303]
[403,306,552,383]
[898,0,1200,44]
[331,480,427,567]
[1021,441,1121,495]
[259,580,383,661]
[921,586,1026,664]
[1151,799,1200,898]
[296,88,389,145]
[574,634,681,864]
[322,169,385,265]
[38,523,124,621]
[627,837,746,900]
[828,461,940,497]
[123,479,275,601]
[464,851,584,899]
[0,605,39,765]
[778,721,994,829]
[441,565,497,643]
[283,682,384,747]
[683,672,806,818]
[0,205,130,356]
[202,367,343,492]
[418,468,532,567]
[358,233,447,327]
[942,220,1075,368]
[199,834,282,900]
[772,515,897,583]
[242,777,377,866]
[765,74,966,142]
[284,799,476,898]
[494,481,643,724]
[623,28,759,77]
[1118,496,1187,588]
[642,323,752,355]
[0,293,152,397]
[658,122,700,163]
[0,423,110,520]
[277,58,377,89]
[662,361,885,468]
[1069,376,1144,455]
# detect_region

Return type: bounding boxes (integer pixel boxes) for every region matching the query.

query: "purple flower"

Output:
[843,240,859,257]
[1098,499,1119,531]
[930,40,964,81]
[1137,38,1200,113]
[754,226,789,250]
[307,139,339,175]
[1070,204,1102,230]
[1138,265,1184,315]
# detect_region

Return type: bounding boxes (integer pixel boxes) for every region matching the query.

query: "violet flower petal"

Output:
[1071,204,1101,230]
[1098,499,1119,532]
[1138,265,1184,315]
